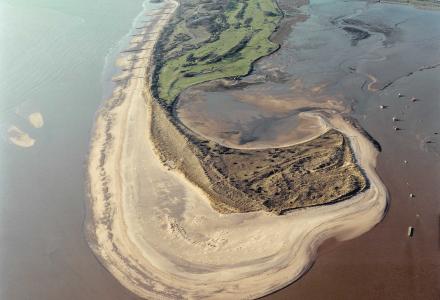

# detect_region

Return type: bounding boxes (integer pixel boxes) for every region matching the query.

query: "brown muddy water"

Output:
[177,0,440,299]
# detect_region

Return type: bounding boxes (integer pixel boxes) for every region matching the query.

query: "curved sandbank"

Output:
[85,1,387,299]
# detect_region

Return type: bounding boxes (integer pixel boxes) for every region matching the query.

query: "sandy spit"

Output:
[85,1,388,299]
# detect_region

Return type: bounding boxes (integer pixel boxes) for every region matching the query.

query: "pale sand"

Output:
[28,112,44,128]
[366,73,379,92]
[86,1,387,298]
[8,126,35,148]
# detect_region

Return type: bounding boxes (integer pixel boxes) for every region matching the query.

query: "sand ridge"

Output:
[85,0,388,298]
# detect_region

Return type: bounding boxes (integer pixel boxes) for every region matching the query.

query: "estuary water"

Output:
[0,0,163,298]
[262,1,440,299]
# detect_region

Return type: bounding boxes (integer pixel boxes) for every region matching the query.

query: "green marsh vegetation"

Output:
[152,0,282,105]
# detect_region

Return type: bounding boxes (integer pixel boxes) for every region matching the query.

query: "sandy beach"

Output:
[85,1,387,299]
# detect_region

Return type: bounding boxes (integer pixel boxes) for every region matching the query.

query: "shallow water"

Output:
[0,0,165,298]
[177,87,329,147]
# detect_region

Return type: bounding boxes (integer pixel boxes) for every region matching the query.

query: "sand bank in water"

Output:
[85,1,387,298]
[28,112,44,128]
[8,126,35,148]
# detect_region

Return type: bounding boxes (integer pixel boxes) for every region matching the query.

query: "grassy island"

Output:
[152,0,282,104]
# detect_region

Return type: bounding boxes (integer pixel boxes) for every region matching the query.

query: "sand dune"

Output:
[85,1,387,298]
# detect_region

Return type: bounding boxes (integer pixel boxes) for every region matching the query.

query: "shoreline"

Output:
[85,1,387,299]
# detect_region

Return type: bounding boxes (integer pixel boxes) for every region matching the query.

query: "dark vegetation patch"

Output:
[189,129,369,214]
